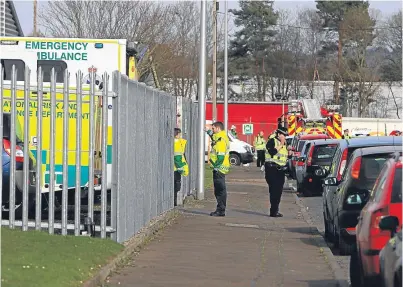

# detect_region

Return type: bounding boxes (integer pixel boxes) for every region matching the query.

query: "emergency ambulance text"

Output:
[25,41,88,61]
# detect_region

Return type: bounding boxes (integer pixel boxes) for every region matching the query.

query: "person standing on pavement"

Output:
[254,131,266,168]
[207,121,231,217]
[173,128,189,206]
[264,127,288,217]
[342,129,351,139]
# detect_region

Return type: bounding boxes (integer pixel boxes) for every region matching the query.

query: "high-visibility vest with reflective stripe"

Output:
[269,134,276,140]
[265,138,288,166]
[210,131,231,174]
[254,136,266,150]
[174,138,189,176]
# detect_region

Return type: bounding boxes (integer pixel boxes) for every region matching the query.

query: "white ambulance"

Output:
[0,37,142,194]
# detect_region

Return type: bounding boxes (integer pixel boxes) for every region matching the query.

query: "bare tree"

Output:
[297,8,324,98]
[339,6,379,117]
[39,1,177,81]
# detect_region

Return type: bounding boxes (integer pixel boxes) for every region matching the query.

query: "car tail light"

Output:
[307,146,314,166]
[371,207,389,230]
[2,139,24,163]
[351,156,362,179]
[337,149,348,181]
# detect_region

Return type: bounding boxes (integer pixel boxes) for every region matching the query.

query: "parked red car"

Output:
[350,152,402,287]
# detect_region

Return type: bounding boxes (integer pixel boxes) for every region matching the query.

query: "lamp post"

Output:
[197,0,207,200]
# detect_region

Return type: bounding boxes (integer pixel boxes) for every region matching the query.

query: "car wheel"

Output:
[332,223,339,247]
[350,249,363,287]
[229,154,241,166]
[338,233,353,255]
[324,214,331,241]
[302,187,312,197]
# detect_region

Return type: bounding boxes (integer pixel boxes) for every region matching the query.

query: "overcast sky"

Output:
[13,0,403,36]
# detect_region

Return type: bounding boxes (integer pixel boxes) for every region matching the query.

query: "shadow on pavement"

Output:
[230,208,269,217]
[285,226,318,235]
[298,279,347,287]
[180,209,211,216]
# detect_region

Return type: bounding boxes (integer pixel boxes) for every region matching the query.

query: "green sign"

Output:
[243,124,253,135]
[25,41,89,61]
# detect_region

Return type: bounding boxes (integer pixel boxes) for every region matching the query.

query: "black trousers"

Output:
[213,170,227,213]
[174,171,182,206]
[256,150,265,167]
[264,163,285,215]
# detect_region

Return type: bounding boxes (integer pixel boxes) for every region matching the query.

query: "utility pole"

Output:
[197,0,207,201]
[223,0,228,131]
[212,0,218,122]
[33,0,37,36]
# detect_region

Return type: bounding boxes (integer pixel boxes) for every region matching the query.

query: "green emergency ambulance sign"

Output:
[25,41,89,61]
[243,124,253,135]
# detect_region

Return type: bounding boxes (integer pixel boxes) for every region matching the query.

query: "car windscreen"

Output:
[391,167,402,203]
[286,138,293,146]
[297,140,306,152]
[355,154,389,190]
[312,144,337,165]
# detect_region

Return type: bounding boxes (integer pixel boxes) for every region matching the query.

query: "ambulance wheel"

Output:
[229,153,241,166]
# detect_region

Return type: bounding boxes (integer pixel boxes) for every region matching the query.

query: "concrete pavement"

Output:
[105,167,339,287]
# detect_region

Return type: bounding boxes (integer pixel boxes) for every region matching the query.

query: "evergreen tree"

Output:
[229,1,278,100]
[315,1,370,104]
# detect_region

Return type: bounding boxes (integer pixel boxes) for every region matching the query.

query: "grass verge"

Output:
[1,227,123,287]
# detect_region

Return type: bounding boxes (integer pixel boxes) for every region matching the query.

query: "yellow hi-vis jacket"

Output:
[254,135,266,151]
[210,130,231,174]
[174,138,189,176]
[265,138,288,166]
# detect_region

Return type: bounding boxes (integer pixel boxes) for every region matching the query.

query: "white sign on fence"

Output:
[242,123,253,135]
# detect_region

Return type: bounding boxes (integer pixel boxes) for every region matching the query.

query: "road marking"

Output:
[224,223,260,229]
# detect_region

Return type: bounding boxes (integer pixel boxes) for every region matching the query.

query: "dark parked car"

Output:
[297,139,339,197]
[2,113,37,218]
[323,146,401,255]
[290,133,330,179]
[379,228,402,287]
[321,136,402,246]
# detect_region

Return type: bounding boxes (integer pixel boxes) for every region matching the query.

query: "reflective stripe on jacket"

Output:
[265,138,288,166]
[210,130,231,174]
[174,138,189,176]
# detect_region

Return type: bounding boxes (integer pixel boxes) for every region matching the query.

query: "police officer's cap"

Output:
[276,127,288,136]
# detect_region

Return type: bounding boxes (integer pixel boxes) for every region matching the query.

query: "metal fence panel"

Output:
[1,66,196,244]
[179,98,199,200]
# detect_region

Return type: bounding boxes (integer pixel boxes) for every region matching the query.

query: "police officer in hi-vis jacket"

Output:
[264,127,288,217]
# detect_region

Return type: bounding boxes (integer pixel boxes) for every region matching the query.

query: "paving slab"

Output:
[106,167,339,287]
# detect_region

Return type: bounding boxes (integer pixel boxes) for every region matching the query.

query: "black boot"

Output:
[210,211,225,217]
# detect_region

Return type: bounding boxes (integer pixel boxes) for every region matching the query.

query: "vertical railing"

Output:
[1,66,198,243]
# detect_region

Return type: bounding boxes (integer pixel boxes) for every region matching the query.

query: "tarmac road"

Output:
[286,178,351,284]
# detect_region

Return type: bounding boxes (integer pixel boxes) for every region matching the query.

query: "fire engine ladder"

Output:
[302,99,322,120]
[302,59,324,120]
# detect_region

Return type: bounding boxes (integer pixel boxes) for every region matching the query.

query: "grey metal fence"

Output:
[180,98,199,201]
[1,65,197,243]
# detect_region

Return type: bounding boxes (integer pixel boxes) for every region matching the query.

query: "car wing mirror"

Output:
[315,167,328,177]
[323,177,337,186]
[379,215,399,237]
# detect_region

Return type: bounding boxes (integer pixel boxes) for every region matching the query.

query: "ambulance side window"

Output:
[1,59,26,81]
[37,60,67,83]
